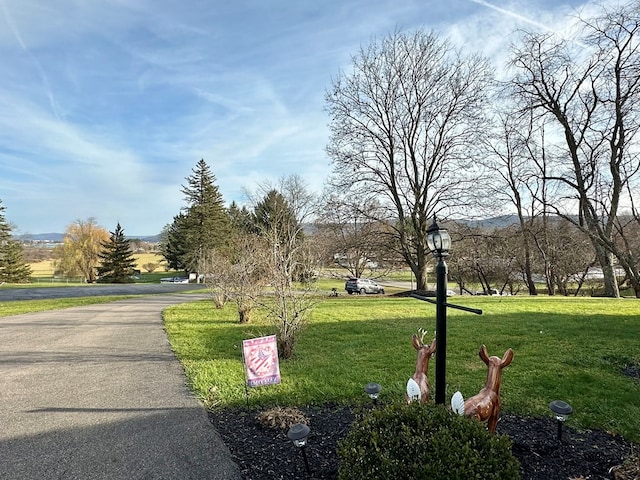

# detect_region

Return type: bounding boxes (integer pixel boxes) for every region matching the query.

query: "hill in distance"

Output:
[17,233,161,242]
[18,215,525,244]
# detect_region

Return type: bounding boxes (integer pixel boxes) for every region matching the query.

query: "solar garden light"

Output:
[364,382,381,404]
[549,400,573,441]
[287,423,311,475]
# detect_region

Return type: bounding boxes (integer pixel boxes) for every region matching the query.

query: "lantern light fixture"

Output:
[549,400,573,441]
[364,382,382,404]
[287,423,311,474]
[426,216,451,258]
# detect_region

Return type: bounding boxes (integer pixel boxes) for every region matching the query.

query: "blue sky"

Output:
[1,0,599,235]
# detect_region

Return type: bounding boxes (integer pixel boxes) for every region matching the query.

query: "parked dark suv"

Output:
[345,278,385,295]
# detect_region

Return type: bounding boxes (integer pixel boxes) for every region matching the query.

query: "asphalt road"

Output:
[0,283,208,301]
[0,289,241,480]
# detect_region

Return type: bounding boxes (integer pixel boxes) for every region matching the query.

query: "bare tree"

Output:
[249,175,319,359]
[507,4,640,297]
[142,262,159,273]
[315,191,394,278]
[448,223,521,295]
[201,234,269,323]
[616,182,640,296]
[325,29,494,291]
[551,221,595,296]
[202,252,230,309]
[483,110,550,295]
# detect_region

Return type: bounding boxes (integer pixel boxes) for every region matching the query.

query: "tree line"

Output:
[52,219,139,283]
[159,2,640,308]
[158,159,317,358]
[2,4,638,362]
[323,2,640,298]
[0,199,139,284]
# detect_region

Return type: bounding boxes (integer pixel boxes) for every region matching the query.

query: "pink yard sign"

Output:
[242,335,281,387]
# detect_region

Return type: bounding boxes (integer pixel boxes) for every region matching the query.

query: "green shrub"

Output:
[337,402,520,480]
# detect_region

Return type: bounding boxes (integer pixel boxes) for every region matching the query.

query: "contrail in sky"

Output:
[470,0,558,33]
[0,0,62,120]
[470,0,587,47]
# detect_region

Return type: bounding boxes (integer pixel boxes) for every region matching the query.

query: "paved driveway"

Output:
[0,283,207,301]
[0,293,241,480]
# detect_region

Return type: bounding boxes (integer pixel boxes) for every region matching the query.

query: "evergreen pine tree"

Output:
[228,201,255,234]
[253,189,300,244]
[161,214,190,271]
[97,223,137,283]
[0,199,11,244]
[0,199,32,283]
[0,240,32,282]
[178,159,230,271]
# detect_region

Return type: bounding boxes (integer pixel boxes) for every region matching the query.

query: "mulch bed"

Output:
[209,404,637,480]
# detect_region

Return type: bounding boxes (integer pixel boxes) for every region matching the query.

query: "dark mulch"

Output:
[209,404,636,480]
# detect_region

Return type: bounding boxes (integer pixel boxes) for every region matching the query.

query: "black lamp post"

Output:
[411,216,482,405]
[426,217,451,405]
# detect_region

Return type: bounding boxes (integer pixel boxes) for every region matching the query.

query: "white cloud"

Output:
[0,0,604,234]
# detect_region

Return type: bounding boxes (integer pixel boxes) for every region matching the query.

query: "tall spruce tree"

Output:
[0,199,11,245]
[160,214,190,271]
[0,240,32,283]
[165,159,230,273]
[228,201,255,234]
[97,223,137,283]
[253,190,300,244]
[0,199,31,283]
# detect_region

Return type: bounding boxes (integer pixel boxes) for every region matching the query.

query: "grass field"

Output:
[163,295,640,442]
[28,253,167,280]
[0,296,134,317]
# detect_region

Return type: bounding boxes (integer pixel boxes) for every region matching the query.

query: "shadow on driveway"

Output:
[0,293,240,480]
[0,407,238,480]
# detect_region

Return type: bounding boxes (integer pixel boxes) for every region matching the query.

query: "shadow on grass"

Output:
[168,299,640,441]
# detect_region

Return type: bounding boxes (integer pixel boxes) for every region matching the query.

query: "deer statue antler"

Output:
[417,327,427,344]
[406,330,437,403]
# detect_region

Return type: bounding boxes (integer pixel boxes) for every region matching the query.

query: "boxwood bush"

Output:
[337,402,520,480]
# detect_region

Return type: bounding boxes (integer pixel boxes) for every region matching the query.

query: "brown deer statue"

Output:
[451,345,514,433]
[406,329,437,403]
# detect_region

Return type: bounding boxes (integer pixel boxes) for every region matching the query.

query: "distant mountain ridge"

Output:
[17,216,524,243]
[17,233,161,242]
[16,233,64,242]
[454,215,520,228]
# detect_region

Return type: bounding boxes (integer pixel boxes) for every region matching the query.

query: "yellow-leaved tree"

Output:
[53,218,110,283]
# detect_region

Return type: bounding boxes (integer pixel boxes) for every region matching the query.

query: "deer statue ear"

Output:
[479,344,490,365]
[412,334,421,350]
[501,348,514,367]
[427,338,437,354]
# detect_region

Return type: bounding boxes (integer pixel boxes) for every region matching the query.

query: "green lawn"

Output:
[0,296,134,317]
[164,295,640,442]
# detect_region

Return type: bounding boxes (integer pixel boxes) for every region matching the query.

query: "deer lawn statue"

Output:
[406,329,437,403]
[451,345,514,433]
